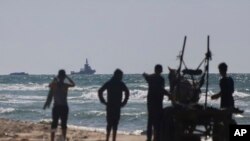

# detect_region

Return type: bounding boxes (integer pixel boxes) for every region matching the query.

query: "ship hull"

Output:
[71,70,96,75]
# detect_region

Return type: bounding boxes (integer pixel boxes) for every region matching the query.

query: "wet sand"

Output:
[0,118,145,141]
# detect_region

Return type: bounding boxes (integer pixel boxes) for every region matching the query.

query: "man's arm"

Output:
[211,92,221,100]
[163,89,171,99]
[121,84,130,107]
[43,88,53,109]
[142,73,149,82]
[211,79,223,100]
[66,75,75,87]
[43,78,57,109]
[162,78,171,100]
[98,83,108,105]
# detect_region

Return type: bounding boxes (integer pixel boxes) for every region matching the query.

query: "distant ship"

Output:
[9,72,29,75]
[71,59,96,75]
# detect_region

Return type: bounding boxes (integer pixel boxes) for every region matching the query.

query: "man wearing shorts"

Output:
[44,69,75,141]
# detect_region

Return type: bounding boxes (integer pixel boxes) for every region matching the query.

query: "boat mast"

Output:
[177,36,187,75]
[205,35,211,108]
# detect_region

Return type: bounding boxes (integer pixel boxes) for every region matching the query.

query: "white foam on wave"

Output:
[0,107,15,113]
[67,124,143,135]
[39,118,52,124]
[121,112,146,116]
[1,99,39,104]
[0,83,48,91]
[68,89,149,102]
[17,95,44,100]
[68,125,106,134]
[79,91,99,100]
[234,114,244,118]
[129,90,147,100]
[87,110,106,116]
[0,94,45,104]
[70,86,84,91]
[234,91,249,98]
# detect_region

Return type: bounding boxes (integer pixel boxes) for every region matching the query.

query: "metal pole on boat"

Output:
[205,35,211,108]
[177,36,187,75]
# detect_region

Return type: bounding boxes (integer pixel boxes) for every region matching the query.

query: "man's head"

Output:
[218,62,227,76]
[113,69,123,81]
[58,69,66,81]
[155,64,163,74]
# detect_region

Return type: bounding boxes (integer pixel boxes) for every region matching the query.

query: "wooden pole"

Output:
[177,36,187,75]
[205,35,210,108]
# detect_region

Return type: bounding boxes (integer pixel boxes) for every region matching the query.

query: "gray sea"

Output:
[0,74,249,134]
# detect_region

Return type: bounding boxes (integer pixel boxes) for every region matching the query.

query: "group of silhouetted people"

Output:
[43,62,235,141]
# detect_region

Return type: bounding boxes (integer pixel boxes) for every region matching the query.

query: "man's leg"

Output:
[51,131,55,141]
[61,106,69,140]
[51,107,59,141]
[106,124,112,141]
[153,110,163,141]
[112,117,119,141]
[112,124,118,141]
[147,114,153,141]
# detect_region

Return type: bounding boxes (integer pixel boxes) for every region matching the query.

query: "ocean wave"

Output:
[87,110,106,116]
[0,84,92,92]
[39,118,52,124]
[67,125,106,134]
[70,86,84,91]
[16,95,44,100]
[129,90,147,99]
[0,107,15,114]
[73,110,146,118]
[0,83,49,91]
[1,99,40,104]
[234,91,250,98]
[67,124,142,135]
[121,112,146,116]
[68,89,149,101]
[0,94,45,104]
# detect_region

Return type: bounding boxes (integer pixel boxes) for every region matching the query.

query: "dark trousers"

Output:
[106,107,121,128]
[51,105,69,129]
[147,106,163,141]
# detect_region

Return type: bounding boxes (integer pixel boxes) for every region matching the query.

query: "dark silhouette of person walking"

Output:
[143,64,169,141]
[43,69,75,141]
[98,69,130,141]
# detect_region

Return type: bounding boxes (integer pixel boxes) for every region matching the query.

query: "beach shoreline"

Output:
[0,118,145,141]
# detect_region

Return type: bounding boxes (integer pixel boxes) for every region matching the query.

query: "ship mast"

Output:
[86,58,88,65]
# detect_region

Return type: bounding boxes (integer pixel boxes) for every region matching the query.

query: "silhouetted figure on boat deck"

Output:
[211,62,235,109]
[43,69,75,141]
[211,62,235,141]
[143,64,170,141]
[98,69,130,141]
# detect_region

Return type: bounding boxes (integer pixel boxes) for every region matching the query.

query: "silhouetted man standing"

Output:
[43,69,75,141]
[211,62,236,141]
[98,69,130,141]
[211,62,235,109]
[143,64,169,141]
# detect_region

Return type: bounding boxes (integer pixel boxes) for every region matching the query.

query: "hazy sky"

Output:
[1,0,250,74]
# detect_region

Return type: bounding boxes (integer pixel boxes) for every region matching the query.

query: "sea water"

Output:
[0,74,249,134]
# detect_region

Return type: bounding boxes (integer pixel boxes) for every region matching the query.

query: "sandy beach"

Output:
[0,118,145,141]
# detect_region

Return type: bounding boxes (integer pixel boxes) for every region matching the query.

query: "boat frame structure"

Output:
[160,36,243,141]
